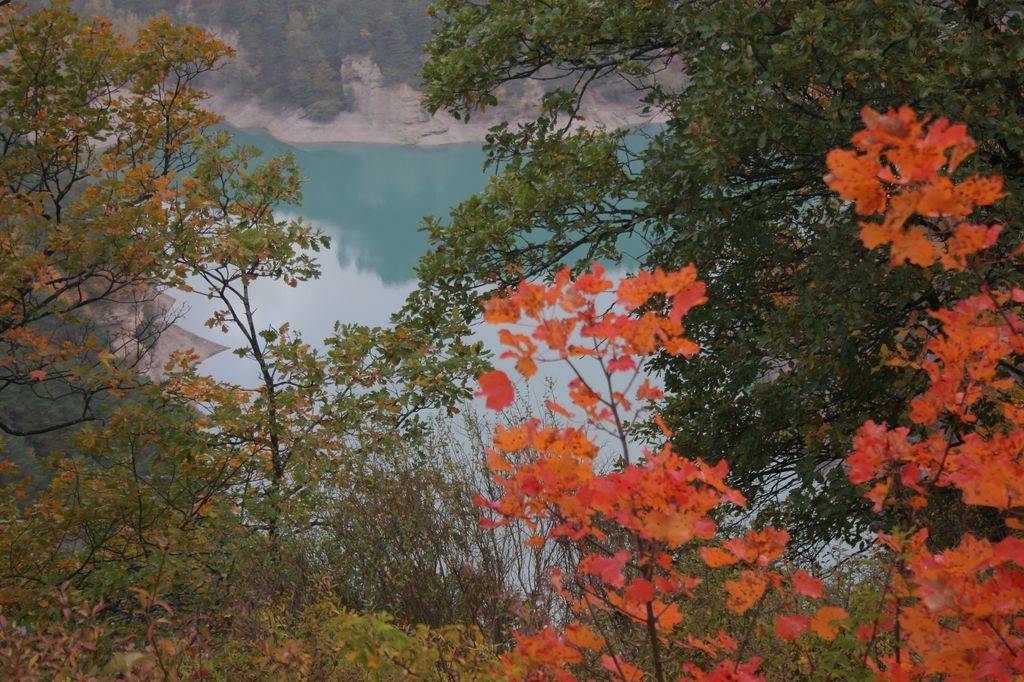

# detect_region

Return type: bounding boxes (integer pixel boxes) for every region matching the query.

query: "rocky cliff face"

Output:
[88,289,226,382]
[204,54,666,146]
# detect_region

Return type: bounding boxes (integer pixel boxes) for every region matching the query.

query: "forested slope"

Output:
[81,0,433,120]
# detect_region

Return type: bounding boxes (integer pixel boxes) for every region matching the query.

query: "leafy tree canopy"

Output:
[0,4,493,666]
[407,0,1024,553]
[80,0,435,120]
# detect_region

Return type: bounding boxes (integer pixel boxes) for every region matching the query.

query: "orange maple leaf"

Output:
[791,570,825,599]
[775,615,810,641]
[810,605,849,641]
[725,571,768,614]
[476,370,515,410]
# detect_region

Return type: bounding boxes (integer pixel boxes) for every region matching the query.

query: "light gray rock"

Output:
[204,56,668,147]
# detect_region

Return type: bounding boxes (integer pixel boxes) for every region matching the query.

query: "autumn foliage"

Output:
[826,107,1023,679]
[475,107,1023,680]
[474,261,830,679]
[2,2,1022,676]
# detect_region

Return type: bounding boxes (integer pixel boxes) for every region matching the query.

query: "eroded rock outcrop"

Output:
[204,53,668,146]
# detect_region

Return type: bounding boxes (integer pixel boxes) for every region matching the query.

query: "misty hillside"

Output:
[80,0,433,121]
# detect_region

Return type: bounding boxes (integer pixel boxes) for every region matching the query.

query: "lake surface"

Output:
[178,129,490,383]
[227,128,490,287]
[179,126,657,386]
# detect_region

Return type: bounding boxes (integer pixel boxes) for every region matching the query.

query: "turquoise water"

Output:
[181,126,656,385]
[180,129,490,383]
[227,128,490,286]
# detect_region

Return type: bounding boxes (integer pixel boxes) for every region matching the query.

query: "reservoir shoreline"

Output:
[206,91,668,148]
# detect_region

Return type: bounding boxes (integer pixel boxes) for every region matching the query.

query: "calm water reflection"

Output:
[178,129,489,384]
[179,126,655,387]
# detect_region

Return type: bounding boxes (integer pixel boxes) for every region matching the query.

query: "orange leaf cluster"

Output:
[833,109,1024,679]
[474,106,1021,681]
[476,264,834,680]
[825,106,1004,269]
